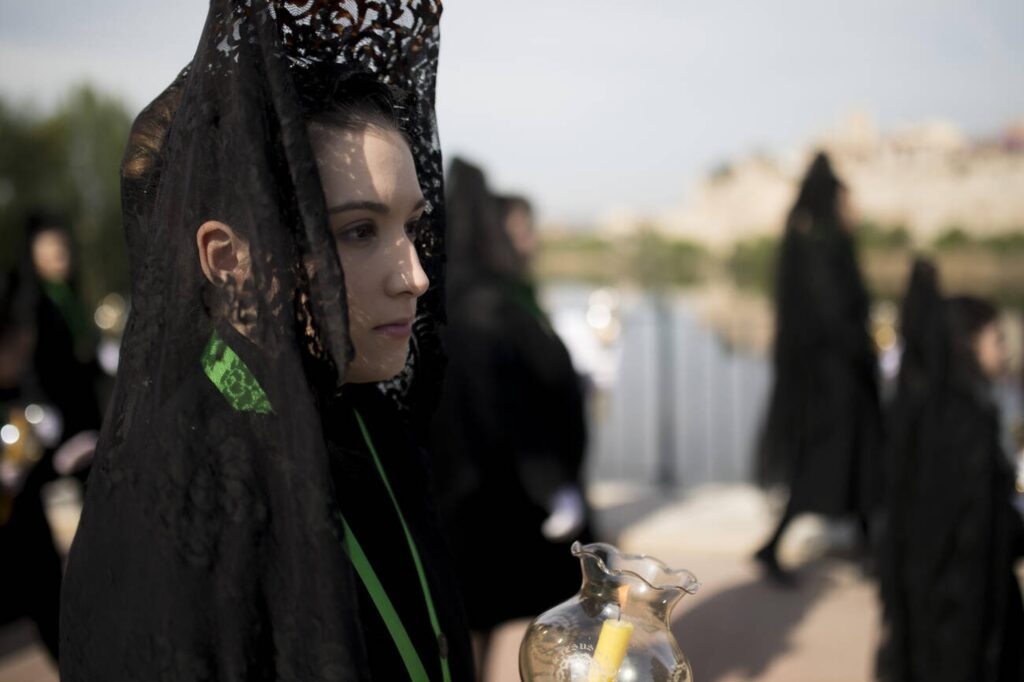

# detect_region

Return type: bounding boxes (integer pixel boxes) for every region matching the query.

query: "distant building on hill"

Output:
[640,113,1024,251]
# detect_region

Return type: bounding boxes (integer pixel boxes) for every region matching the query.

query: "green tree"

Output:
[857,221,911,250]
[981,230,1024,252]
[630,227,705,287]
[728,235,778,293]
[933,226,972,251]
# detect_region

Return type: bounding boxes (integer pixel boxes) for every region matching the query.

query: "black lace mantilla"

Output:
[59,2,461,680]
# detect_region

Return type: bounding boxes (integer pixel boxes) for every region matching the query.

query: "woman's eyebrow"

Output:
[328,199,389,215]
[328,197,428,215]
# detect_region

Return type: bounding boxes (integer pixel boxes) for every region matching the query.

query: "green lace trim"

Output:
[201,331,273,414]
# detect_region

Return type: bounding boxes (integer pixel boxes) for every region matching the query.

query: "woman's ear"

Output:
[196,220,250,286]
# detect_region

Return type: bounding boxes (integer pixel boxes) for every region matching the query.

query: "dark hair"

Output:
[946,295,998,344]
[497,195,533,223]
[199,73,410,268]
[26,208,71,238]
[946,295,998,384]
[298,71,407,140]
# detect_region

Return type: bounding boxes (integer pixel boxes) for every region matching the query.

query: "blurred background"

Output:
[1,1,1022,681]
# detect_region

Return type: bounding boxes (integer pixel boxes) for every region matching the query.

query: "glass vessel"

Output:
[520,542,699,681]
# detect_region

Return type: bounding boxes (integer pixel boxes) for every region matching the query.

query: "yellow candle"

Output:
[588,616,634,681]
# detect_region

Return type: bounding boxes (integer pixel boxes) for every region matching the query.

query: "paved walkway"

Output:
[479,483,881,682]
[0,483,934,682]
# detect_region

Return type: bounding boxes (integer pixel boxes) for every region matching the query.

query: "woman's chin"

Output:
[345,354,408,384]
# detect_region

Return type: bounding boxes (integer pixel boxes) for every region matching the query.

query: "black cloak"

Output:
[757,152,883,517]
[429,158,593,631]
[877,260,1024,682]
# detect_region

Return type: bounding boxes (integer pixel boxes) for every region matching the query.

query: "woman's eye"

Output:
[336,221,376,244]
[405,216,423,240]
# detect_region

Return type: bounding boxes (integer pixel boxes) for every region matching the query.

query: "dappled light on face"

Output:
[312,124,426,384]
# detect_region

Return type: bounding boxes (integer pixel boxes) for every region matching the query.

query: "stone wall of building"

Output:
[654,114,1024,250]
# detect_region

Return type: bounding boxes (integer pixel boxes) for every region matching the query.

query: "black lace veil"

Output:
[60,1,445,680]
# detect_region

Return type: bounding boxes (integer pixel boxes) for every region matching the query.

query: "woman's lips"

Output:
[373,320,413,339]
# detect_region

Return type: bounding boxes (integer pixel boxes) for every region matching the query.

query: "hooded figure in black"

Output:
[877,259,1024,682]
[59,2,473,680]
[754,152,883,581]
[430,158,592,645]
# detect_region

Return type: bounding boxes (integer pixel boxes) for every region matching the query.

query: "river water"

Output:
[543,282,774,490]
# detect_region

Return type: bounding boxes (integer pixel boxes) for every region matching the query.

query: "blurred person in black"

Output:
[0,270,63,661]
[431,158,593,669]
[754,151,883,583]
[20,210,103,474]
[0,209,103,663]
[877,259,1023,682]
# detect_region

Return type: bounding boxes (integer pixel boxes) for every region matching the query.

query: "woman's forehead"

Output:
[312,125,422,210]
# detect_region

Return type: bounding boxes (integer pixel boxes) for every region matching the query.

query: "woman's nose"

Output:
[384,235,429,298]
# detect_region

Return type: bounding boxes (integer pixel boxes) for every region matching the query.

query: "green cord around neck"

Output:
[350,409,452,682]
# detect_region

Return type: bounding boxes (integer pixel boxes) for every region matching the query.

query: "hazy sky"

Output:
[2,1,1022,224]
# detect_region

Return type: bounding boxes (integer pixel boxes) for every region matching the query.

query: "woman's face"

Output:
[973,319,1006,381]
[504,204,538,262]
[32,229,72,283]
[310,123,429,384]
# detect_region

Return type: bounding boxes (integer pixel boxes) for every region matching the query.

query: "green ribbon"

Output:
[342,517,431,681]
[345,409,453,682]
[200,331,272,414]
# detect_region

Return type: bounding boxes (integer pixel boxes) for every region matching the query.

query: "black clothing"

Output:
[31,280,102,441]
[60,1,469,679]
[431,159,592,630]
[63,326,472,680]
[877,261,1024,682]
[0,265,98,662]
[0,393,63,660]
[19,210,104,443]
[757,154,882,518]
[434,279,592,629]
[329,384,473,681]
[62,329,368,681]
